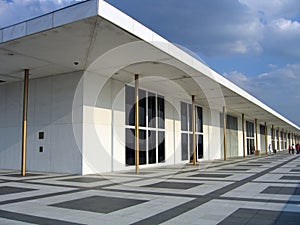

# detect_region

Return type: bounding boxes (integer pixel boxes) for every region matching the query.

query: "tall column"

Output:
[242,114,246,157]
[285,130,287,149]
[255,118,258,151]
[277,127,280,151]
[21,69,29,176]
[272,125,274,150]
[135,74,139,174]
[223,106,227,160]
[192,95,196,165]
[265,122,268,155]
[282,128,284,149]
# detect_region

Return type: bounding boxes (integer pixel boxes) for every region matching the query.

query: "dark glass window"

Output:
[148,92,156,128]
[196,106,203,132]
[139,129,146,165]
[197,135,203,159]
[157,95,165,129]
[158,131,165,163]
[189,134,194,161]
[148,130,156,164]
[247,139,255,155]
[181,133,188,160]
[260,125,265,135]
[227,115,238,131]
[188,104,192,131]
[181,102,188,131]
[125,87,165,166]
[181,102,203,161]
[246,121,254,137]
[125,128,135,165]
[126,86,135,126]
[139,90,146,127]
[125,128,147,165]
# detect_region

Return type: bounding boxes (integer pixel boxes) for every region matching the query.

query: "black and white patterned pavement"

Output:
[0,152,299,224]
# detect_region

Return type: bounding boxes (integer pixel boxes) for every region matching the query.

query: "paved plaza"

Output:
[0,152,299,225]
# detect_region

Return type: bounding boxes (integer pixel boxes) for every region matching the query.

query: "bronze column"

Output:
[135,74,139,174]
[242,114,246,157]
[265,122,268,155]
[223,106,227,160]
[21,69,29,176]
[192,95,196,165]
[255,118,258,152]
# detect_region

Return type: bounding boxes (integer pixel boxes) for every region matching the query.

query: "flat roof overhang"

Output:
[0,0,299,134]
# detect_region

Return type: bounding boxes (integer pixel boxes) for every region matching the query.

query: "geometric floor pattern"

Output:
[0,151,299,225]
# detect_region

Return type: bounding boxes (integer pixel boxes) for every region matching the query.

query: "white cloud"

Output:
[224,64,300,124]
[223,70,253,91]
[271,18,300,30]
[238,0,300,58]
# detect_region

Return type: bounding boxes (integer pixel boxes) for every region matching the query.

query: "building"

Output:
[0,0,299,175]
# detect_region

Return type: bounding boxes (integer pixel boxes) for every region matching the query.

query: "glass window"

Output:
[148,130,156,164]
[139,129,146,165]
[158,131,165,163]
[196,106,203,132]
[125,87,165,166]
[246,121,254,137]
[126,86,135,126]
[125,128,135,165]
[181,102,188,131]
[181,102,203,161]
[197,134,203,159]
[188,104,192,131]
[139,90,146,127]
[260,125,265,135]
[227,115,238,131]
[247,138,255,155]
[148,92,156,128]
[181,133,188,160]
[158,95,165,129]
[189,134,194,161]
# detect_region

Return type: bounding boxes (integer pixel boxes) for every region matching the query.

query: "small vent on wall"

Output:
[39,132,44,140]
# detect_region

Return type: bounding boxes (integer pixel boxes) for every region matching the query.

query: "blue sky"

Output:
[1,0,300,126]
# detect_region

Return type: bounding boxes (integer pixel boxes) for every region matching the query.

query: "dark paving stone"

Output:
[290,169,300,172]
[237,164,262,167]
[218,208,300,225]
[50,195,147,214]
[261,186,300,195]
[0,186,36,195]
[120,171,154,175]
[218,168,250,171]
[2,173,44,177]
[59,177,106,183]
[280,175,300,180]
[190,173,231,178]
[0,209,83,225]
[143,181,202,190]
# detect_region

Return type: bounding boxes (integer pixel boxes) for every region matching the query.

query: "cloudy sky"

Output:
[0,0,300,126]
